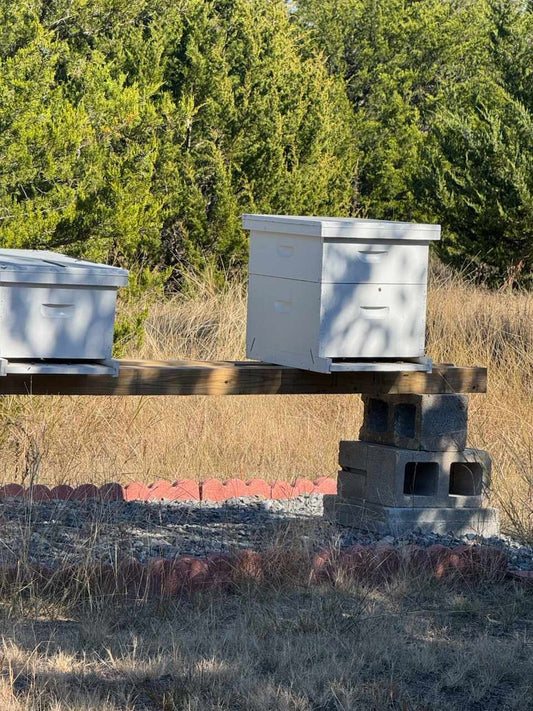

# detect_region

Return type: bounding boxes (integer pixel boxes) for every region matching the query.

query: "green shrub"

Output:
[113,266,170,357]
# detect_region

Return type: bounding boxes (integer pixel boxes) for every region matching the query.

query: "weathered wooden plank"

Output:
[0,361,487,396]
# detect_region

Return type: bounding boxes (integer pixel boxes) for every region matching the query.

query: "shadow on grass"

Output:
[0,576,531,711]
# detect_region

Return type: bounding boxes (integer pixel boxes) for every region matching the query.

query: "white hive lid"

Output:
[0,249,129,287]
[242,214,441,241]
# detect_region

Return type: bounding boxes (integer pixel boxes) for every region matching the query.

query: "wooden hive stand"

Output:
[0,360,494,536]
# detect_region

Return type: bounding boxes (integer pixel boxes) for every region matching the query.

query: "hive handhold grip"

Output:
[360,305,389,320]
[41,303,75,318]
[276,245,294,258]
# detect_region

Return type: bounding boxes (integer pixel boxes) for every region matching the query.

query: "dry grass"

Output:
[0,264,531,539]
[427,265,533,540]
[0,573,530,710]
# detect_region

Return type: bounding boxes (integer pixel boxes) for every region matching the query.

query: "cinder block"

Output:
[324,495,500,537]
[339,440,491,508]
[359,394,468,451]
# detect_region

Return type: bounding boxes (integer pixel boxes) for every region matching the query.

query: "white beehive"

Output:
[244,214,441,373]
[0,250,128,372]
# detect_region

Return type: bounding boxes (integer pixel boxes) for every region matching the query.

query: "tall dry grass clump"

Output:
[139,269,248,361]
[0,264,531,539]
[427,264,532,539]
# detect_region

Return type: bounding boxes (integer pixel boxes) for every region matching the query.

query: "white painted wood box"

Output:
[243,215,441,373]
[0,250,128,364]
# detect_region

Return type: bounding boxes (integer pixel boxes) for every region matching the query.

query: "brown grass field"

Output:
[0,265,531,710]
[0,572,531,710]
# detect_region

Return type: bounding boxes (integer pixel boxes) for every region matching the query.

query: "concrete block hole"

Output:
[449,462,483,496]
[368,398,388,432]
[394,403,416,439]
[403,462,439,496]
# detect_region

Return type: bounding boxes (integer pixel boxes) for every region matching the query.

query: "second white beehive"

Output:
[244,214,441,373]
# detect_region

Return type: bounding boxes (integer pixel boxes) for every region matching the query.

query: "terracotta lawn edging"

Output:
[0,477,337,503]
[0,480,529,588]
[0,542,518,600]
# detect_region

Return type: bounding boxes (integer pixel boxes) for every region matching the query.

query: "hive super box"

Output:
[244,215,441,373]
[0,250,128,362]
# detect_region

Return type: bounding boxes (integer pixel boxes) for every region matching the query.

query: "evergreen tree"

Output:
[0,0,356,274]
[0,0,531,284]
[424,1,533,284]
[295,0,533,284]
[156,0,357,271]
[295,0,490,220]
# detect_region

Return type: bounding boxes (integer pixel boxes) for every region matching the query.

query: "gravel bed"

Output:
[0,495,530,571]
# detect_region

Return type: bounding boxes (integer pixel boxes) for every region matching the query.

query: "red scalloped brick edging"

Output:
[507,569,533,585]
[0,478,337,502]
[0,544,515,599]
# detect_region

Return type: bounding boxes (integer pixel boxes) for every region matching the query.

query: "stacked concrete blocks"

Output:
[324,394,500,536]
[359,394,469,451]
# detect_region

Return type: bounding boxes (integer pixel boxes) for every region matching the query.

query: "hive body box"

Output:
[0,250,128,365]
[244,215,441,373]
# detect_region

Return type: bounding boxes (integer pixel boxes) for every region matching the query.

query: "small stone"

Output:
[378,535,395,545]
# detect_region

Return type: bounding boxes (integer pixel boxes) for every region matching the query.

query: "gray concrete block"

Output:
[338,467,366,499]
[339,440,491,508]
[324,495,500,537]
[359,394,468,451]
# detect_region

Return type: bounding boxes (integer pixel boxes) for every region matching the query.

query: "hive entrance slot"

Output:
[403,462,439,496]
[449,462,483,496]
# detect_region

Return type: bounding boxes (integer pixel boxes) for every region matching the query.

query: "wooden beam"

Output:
[0,360,487,396]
